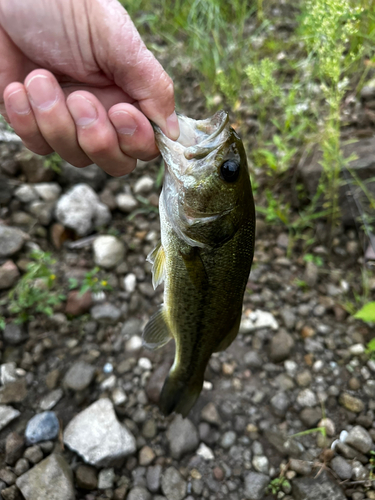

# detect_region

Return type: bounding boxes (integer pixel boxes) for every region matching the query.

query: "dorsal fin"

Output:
[142,305,172,350]
[147,242,166,289]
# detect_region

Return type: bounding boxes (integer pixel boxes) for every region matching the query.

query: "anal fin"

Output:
[213,312,241,353]
[147,241,166,289]
[142,305,172,351]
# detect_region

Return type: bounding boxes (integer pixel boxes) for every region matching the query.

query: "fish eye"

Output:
[220,160,240,183]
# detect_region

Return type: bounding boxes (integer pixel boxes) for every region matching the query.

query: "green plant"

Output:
[8,250,65,323]
[43,152,62,173]
[0,316,5,330]
[267,476,291,495]
[68,267,113,296]
[354,301,375,322]
[370,450,375,480]
[303,253,324,267]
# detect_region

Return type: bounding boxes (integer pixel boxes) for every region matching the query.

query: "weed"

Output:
[43,152,62,174]
[7,250,65,324]
[0,316,5,330]
[303,253,324,267]
[68,267,113,296]
[267,476,291,495]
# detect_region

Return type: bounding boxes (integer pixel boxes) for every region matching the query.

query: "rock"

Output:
[240,310,278,333]
[3,324,26,345]
[339,393,365,413]
[146,464,162,493]
[1,364,18,386]
[0,226,26,257]
[277,232,289,249]
[270,330,294,362]
[243,472,269,500]
[63,361,95,391]
[25,412,59,445]
[139,446,155,466]
[161,467,186,500]
[201,402,221,425]
[220,430,236,449]
[59,162,107,191]
[145,362,170,403]
[33,183,61,202]
[116,193,138,213]
[75,464,98,490]
[289,459,312,475]
[0,469,17,486]
[98,468,115,489]
[0,379,27,404]
[345,426,373,454]
[0,261,20,290]
[63,398,136,466]
[16,453,75,500]
[330,456,353,480]
[93,235,125,269]
[280,307,296,329]
[23,446,43,465]
[14,185,38,203]
[90,303,121,323]
[134,176,154,194]
[1,484,23,500]
[14,458,29,477]
[0,406,20,431]
[196,442,214,460]
[335,441,368,462]
[266,431,303,458]
[113,484,129,500]
[297,389,317,408]
[55,183,111,236]
[304,261,318,287]
[127,486,151,500]
[299,407,322,427]
[166,415,199,459]
[270,392,290,417]
[124,273,137,293]
[65,290,93,316]
[252,456,269,474]
[5,433,25,466]
[16,150,54,183]
[296,370,313,387]
[292,471,346,500]
[243,350,263,368]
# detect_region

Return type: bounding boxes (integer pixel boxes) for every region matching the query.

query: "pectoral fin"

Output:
[147,242,166,289]
[142,306,172,350]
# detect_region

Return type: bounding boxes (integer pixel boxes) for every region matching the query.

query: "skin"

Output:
[0,0,180,176]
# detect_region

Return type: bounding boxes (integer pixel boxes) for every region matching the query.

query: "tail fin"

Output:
[159,373,203,417]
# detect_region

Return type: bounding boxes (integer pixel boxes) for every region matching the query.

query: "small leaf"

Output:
[354,302,375,323]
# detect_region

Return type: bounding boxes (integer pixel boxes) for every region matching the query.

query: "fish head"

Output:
[153,110,254,248]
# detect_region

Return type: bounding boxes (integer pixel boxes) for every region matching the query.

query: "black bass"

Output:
[143,110,255,417]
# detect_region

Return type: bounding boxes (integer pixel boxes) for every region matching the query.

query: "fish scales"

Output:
[143,110,255,416]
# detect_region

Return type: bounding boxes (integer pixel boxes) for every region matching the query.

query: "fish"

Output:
[142,110,256,417]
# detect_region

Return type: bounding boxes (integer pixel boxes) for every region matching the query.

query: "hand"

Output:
[0,0,179,176]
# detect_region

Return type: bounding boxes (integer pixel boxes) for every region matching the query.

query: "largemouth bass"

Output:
[143,110,255,417]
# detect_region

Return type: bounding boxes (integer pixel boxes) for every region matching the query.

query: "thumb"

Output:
[91,0,180,140]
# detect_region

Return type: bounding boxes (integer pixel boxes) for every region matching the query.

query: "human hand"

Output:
[0,0,179,176]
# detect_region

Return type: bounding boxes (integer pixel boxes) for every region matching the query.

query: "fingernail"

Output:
[7,90,31,115]
[26,75,58,110]
[67,95,98,126]
[166,111,180,140]
[109,111,137,135]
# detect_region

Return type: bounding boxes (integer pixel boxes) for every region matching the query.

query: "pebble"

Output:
[0,226,26,258]
[297,389,317,407]
[116,193,138,212]
[292,471,346,500]
[161,467,186,500]
[270,330,294,362]
[134,176,154,194]
[111,387,127,406]
[304,261,318,287]
[318,418,335,437]
[0,379,27,404]
[0,469,17,486]
[270,391,290,417]
[90,303,121,323]
[124,273,137,293]
[243,472,269,500]
[14,184,38,203]
[93,235,125,269]
[166,415,199,459]
[75,464,98,490]
[125,335,143,352]
[252,456,269,474]
[63,361,95,391]
[201,402,221,425]
[14,459,29,477]
[65,290,93,316]
[98,468,115,489]
[0,405,20,431]
[1,363,18,385]
[0,261,20,290]
[63,398,136,466]
[55,183,111,235]
[280,307,296,329]
[345,426,373,454]
[138,357,152,370]
[196,443,215,460]
[25,412,60,444]
[1,485,22,500]
[330,456,353,480]
[339,393,365,413]
[16,453,75,500]
[24,446,43,464]
[240,310,278,333]
[139,446,155,466]
[3,324,26,346]
[33,183,61,202]
[146,464,162,493]
[243,350,263,368]
[296,370,313,387]
[39,389,64,411]
[127,486,151,500]
[289,459,312,475]
[5,433,25,466]
[220,431,236,449]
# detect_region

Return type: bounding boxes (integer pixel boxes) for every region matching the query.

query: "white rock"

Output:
[39,389,64,411]
[134,176,154,194]
[111,387,127,406]
[124,273,137,293]
[138,357,152,370]
[116,193,138,213]
[55,184,111,236]
[14,184,38,203]
[196,443,214,460]
[33,183,61,202]
[252,456,269,474]
[125,335,143,352]
[297,389,317,408]
[0,362,18,385]
[239,310,278,333]
[100,375,117,391]
[98,468,115,490]
[349,344,365,356]
[0,405,20,431]
[63,398,136,466]
[340,430,349,442]
[93,235,125,269]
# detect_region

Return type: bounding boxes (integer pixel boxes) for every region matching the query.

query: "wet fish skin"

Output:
[143,110,255,417]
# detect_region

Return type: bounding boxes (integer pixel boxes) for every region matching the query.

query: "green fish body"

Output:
[143,111,255,417]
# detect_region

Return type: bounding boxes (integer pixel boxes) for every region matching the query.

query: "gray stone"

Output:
[339,393,364,413]
[63,398,136,466]
[1,363,18,385]
[98,468,115,489]
[271,392,290,417]
[0,406,20,431]
[146,464,162,493]
[201,402,221,425]
[39,389,64,411]
[252,456,269,474]
[0,261,20,290]
[59,162,107,191]
[0,379,27,404]
[297,389,317,408]
[244,472,269,500]
[63,361,95,391]
[116,193,138,213]
[24,446,43,465]
[289,459,312,475]
[270,330,294,362]
[1,484,23,500]
[93,235,125,269]
[134,176,154,194]
[166,415,199,459]
[0,226,25,257]
[33,183,61,202]
[28,201,54,226]
[127,486,151,500]
[16,453,75,500]
[25,412,59,445]
[55,183,111,236]
[14,185,38,203]
[266,431,303,458]
[330,456,353,480]
[161,467,186,500]
[14,459,29,477]
[243,350,263,368]
[90,303,121,323]
[304,261,318,287]
[75,464,97,490]
[220,431,237,449]
[345,425,373,454]
[5,433,25,466]
[292,471,346,500]
[280,307,296,329]
[299,407,322,427]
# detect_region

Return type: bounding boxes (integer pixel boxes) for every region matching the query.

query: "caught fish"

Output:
[143,110,255,417]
